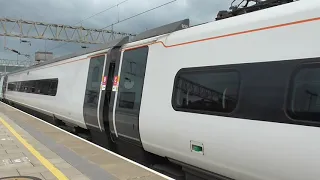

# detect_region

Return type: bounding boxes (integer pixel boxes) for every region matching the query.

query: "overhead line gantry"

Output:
[0,18,136,44]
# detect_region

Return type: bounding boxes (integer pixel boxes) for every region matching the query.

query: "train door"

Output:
[83,54,106,132]
[83,47,123,149]
[109,46,149,145]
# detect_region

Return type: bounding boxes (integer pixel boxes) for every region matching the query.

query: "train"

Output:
[1,0,320,179]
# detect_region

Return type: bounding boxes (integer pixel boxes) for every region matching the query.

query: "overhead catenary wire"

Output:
[101,0,178,30]
[73,0,130,26]
[47,0,131,52]
[49,0,178,52]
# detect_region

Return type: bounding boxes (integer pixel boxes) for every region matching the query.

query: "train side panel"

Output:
[6,56,90,128]
[139,1,320,180]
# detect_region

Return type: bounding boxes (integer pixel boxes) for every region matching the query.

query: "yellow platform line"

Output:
[0,117,69,180]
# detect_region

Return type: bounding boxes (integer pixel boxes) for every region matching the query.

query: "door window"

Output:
[117,46,149,112]
[84,55,105,106]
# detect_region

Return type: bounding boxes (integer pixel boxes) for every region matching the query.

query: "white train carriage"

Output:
[3,0,320,180]
[4,38,129,133]
[138,0,320,179]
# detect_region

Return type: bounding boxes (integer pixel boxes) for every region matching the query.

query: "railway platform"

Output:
[0,102,172,180]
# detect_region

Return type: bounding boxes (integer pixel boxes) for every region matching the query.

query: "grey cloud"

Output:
[0,0,233,61]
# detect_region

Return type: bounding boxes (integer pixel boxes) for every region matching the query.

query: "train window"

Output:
[172,68,240,114]
[48,80,58,96]
[287,66,320,122]
[7,78,58,96]
[117,46,149,110]
[38,79,53,95]
[84,55,105,106]
[7,83,15,91]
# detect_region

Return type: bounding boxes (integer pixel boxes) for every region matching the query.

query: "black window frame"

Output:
[285,62,320,124]
[171,66,241,116]
[7,78,59,96]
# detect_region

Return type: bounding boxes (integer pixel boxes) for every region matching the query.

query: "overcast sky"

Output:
[0,0,231,63]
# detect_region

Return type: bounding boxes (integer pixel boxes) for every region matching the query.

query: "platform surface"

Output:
[0,102,171,180]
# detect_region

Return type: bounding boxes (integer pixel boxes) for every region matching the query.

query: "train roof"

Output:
[130,19,189,42]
